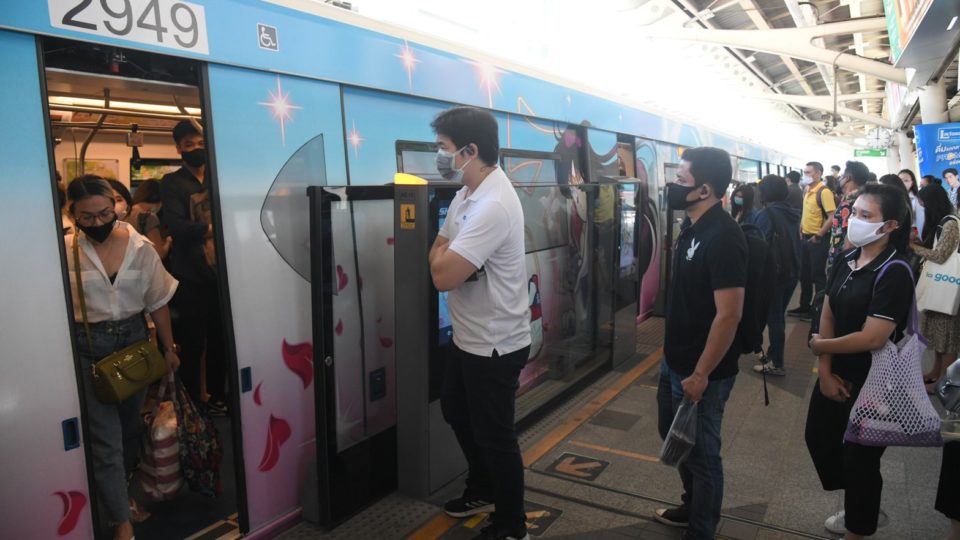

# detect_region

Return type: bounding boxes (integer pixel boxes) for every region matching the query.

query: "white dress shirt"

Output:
[66,221,178,323]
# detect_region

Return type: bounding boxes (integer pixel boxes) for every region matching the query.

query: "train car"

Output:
[0,1,795,539]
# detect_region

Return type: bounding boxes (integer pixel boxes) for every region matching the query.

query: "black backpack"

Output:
[766,208,800,285]
[738,224,777,354]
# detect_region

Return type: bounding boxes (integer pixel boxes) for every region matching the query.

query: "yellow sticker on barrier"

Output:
[400,203,416,230]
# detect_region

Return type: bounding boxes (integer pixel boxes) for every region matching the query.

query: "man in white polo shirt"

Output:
[429,106,531,540]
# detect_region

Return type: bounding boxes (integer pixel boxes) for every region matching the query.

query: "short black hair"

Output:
[806,161,824,174]
[430,106,499,166]
[172,120,201,145]
[843,160,870,186]
[944,168,959,177]
[786,170,801,184]
[681,147,732,197]
[107,179,132,207]
[758,174,788,203]
[831,165,841,172]
[132,179,162,205]
[879,173,907,191]
[868,172,877,183]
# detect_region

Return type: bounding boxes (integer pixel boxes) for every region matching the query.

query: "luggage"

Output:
[140,375,183,501]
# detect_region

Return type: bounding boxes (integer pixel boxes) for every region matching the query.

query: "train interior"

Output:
[42,37,240,540]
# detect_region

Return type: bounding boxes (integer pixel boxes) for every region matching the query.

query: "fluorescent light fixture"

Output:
[745,55,757,63]
[854,137,868,145]
[48,96,201,116]
[948,16,958,31]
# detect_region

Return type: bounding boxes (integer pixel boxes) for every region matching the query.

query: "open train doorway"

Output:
[41,37,242,540]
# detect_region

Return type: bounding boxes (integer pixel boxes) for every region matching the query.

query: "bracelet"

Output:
[163,343,181,354]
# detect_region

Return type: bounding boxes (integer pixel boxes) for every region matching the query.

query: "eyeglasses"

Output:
[76,208,116,226]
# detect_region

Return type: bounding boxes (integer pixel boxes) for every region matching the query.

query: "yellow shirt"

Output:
[801,182,837,235]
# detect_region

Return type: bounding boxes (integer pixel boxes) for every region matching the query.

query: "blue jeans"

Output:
[668,368,736,540]
[76,315,149,527]
[766,278,798,368]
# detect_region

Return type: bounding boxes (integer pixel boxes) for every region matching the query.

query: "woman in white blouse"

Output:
[65,175,180,540]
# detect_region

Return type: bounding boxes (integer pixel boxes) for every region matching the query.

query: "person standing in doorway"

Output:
[653,147,746,540]
[159,121,227,414]
[786,171,803,210]
[430,107,531,540]
[788,162,836,320]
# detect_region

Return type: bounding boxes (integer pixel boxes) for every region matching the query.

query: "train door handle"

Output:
[62,418,80,451]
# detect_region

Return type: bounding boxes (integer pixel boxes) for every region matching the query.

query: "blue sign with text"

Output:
[916,122,960,178]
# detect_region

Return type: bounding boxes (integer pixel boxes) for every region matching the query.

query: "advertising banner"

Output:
[915,122,960,178]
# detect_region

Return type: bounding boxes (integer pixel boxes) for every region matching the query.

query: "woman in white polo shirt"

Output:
[428,107,531,540]
[65,175,180,540]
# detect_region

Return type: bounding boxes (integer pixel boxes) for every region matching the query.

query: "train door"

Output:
[0,29,95,540]
[660,162,684,309]
[38,37,242,539]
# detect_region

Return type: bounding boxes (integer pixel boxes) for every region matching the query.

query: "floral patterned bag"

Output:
[173,379,223,497]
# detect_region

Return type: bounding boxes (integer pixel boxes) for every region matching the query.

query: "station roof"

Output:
[317,0,958,163]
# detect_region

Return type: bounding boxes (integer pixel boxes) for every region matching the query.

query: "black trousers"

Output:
[169,278,227,404]
[805,383,887,536]
[441,343,529,528]
[937,442,960,521]
[798,236,829,311]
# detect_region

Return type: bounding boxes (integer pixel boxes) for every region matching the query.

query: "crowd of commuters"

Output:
[647,156,959,540]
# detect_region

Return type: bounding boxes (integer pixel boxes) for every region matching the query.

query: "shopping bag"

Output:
[660,399,698,467]
[139,375,183,500]
[173,380,223,498]
[917,216,960,315]
[844,260,943,448]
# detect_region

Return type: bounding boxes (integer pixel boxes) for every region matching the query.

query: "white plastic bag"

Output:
[660,399,697,467]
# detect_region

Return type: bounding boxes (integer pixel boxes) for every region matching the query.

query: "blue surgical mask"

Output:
[733,196,744,206]
[436,146,473,182]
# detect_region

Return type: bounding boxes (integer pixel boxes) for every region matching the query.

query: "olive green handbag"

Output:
[74,235,167,404]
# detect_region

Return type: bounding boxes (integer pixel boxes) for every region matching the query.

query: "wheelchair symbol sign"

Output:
[257,23,279,51]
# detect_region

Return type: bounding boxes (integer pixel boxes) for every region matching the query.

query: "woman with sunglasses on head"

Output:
[805,184,915,539]
[65,175,180,540]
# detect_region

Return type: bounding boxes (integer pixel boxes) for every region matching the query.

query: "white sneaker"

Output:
[824,509,889,534]
[824,510,845,534]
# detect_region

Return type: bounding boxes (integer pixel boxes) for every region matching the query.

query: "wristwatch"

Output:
[164,343,181,354]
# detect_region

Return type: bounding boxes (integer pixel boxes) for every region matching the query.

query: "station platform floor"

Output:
[278,314,950,540]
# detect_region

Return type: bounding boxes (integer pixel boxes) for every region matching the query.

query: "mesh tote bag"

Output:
[844,260,944,448]
[916,215,960,315]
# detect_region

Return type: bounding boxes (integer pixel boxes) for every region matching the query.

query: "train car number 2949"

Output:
[48,0,210,55]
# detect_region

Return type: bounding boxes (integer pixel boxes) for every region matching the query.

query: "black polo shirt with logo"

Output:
[665,202,748,380]
[826,246,914,386]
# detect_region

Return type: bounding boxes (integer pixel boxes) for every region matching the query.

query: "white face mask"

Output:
[846,216,890,247]
[800,175,814,186]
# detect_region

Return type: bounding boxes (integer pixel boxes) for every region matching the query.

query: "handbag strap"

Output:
[874,258,922,337]
[73,235,93,351]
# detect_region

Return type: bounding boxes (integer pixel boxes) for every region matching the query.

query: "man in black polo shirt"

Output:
[159,121,227,412]
[653,147,747,540]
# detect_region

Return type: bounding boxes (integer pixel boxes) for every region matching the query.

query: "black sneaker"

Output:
[443,495,495,518]
[472,522,529,540]
[787,308,810,318]
[207,400,228,417]
[653,506,689,528]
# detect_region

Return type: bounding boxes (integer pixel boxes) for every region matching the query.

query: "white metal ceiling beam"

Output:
[641,16,907,84]
[783,0,837,97]
[735,0,817,97]
[746,92,889,126]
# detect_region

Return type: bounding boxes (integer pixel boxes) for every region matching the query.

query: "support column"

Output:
[919,78,949,124]
[898,131,915,173]
[887,143,901,173]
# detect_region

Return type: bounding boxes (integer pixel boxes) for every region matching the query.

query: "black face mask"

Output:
[667,182,704,210]
[78,218,117,243]
[181,149,206,168]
